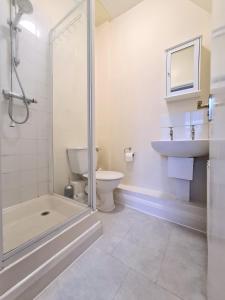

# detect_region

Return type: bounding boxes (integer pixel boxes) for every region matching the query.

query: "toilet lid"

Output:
[83,171,124,181]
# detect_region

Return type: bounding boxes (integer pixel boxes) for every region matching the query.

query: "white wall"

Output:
[95,0,211,200]
[0,0,52,208]
[0,0,77,208]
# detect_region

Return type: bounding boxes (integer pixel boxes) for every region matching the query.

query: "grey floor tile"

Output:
[36,284,62,300]
[114,270,181,300]
[93,233,124,254]
[95,205,150,254]
[126,214,174,248]
[38,247,129,300]
[111,214,173,282]
[37,206,207,300]
[168,225,207,267]
[97,205,151,226]
[112,235,166,282]
[157,226,207,300]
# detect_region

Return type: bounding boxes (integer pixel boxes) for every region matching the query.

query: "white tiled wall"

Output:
[0,1,52,208]
[160,108,209,141]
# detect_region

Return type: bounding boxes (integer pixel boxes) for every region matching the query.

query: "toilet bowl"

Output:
[67,148,124,212]
[84,171,124,212]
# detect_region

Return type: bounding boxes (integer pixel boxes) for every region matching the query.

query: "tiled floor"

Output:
[36,205,207,300]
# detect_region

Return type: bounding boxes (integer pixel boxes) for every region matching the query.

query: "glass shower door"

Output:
[51,0,96,209]
[51,3,88,201]
[0,0,95,259]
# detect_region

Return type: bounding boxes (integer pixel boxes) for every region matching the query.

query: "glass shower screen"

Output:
[0,0,95,258]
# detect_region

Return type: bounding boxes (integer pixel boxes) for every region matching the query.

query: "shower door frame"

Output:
[0,0,96,267]
[87,0,96,211]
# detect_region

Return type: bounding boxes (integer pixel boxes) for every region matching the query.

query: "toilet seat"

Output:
[83,171,124,181]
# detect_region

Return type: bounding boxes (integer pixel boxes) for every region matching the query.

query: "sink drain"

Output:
[41,211,50,216]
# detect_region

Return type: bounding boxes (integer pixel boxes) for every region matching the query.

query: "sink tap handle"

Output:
[169,127,174,141]
[191,125,195,141]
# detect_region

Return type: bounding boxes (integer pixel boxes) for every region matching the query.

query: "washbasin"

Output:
[151,140,209,158]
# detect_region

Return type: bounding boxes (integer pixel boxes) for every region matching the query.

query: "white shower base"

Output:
[3,194,88,253]
[0,199,102,300]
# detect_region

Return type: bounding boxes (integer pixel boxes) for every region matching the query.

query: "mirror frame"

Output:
[165,36,202,101]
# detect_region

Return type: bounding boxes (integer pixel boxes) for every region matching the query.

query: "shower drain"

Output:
[41,211,50,216]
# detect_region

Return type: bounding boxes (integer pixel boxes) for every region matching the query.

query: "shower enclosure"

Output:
[0,0,96,267]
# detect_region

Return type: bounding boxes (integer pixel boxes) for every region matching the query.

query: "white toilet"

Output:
[67,147,124,212]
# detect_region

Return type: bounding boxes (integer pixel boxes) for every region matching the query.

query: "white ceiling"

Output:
[95,0,111,26]
[189,0,212,13]
[98,0,144,19]
[96,0,144,26]
[96,0,212,27]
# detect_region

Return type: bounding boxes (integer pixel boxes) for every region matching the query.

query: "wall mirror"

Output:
[166,36,202,100]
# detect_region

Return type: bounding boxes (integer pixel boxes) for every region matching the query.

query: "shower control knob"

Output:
[14,57,20,66]
[26,98,38,104]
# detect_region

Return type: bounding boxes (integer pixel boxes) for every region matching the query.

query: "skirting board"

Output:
[115,186,206,233]
[0,221,103,300]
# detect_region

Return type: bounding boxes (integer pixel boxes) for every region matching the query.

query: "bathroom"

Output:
[0,0,224,299]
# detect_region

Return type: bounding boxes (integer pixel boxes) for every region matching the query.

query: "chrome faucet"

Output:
[191,125,195,140]
[169,127,174,141]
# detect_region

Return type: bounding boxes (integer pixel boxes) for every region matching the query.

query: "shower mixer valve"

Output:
[4,0,35,125]
[2,90,38,105]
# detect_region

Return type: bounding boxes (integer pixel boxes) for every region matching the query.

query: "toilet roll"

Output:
[125,151,134,162]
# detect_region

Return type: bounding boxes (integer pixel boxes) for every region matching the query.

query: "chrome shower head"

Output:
[16,0,33,14]
[12,0,33,28]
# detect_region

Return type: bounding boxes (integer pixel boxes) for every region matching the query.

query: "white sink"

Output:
[151,140,209,158]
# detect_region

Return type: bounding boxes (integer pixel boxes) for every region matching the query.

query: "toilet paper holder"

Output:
[124,147,135,157]
[124,147,132,153]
